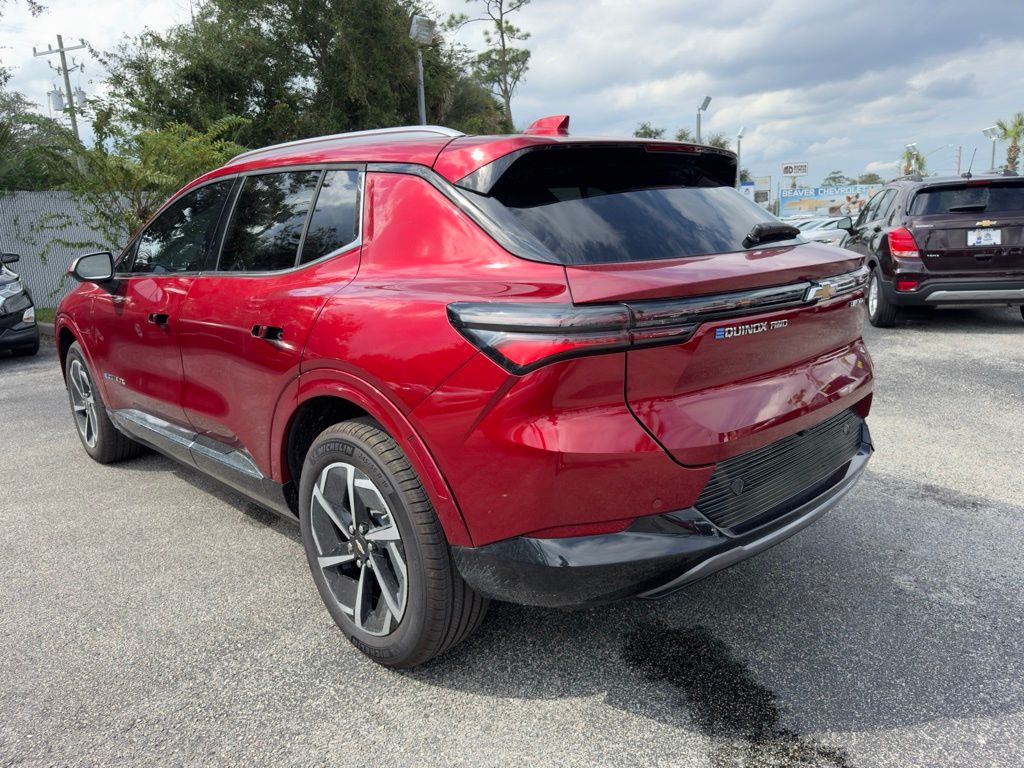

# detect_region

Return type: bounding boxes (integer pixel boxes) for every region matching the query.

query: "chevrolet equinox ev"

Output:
[57,116,875,667]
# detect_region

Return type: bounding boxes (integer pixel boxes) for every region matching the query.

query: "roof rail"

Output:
[227,125,465,165]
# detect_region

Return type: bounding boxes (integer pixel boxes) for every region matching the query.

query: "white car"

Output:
[800,218,848,246]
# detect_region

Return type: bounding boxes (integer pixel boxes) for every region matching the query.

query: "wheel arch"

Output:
[274,370,473,547]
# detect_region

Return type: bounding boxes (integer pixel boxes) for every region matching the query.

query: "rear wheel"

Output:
[64,342,144,463]
[299,419,488,668]
[867,268,899,327]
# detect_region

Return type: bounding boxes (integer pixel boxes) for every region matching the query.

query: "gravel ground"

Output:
[1,305,1022,767]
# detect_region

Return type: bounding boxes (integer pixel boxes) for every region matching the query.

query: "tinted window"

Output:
[874,190,897,220]
[300,170,361,264]
[132,181,231,273]
[909,182,1024,215]
[219,171,320,271]
[855,189,885,226]
[469,147,778,265]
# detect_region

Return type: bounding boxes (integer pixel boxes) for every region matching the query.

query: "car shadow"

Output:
[401,470,1023,765]
[115,451,301,543]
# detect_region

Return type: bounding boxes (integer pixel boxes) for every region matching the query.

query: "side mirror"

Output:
[835,216,854,232]
[1,253,19,265]
[69,251,115,283]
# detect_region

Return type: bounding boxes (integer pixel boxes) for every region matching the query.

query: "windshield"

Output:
[469,146,787,265]
[909,181,1024,215]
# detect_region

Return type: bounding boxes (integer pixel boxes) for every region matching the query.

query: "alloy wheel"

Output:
[309,462,408,636]
[868,272,879,318]
[68,359,99,448]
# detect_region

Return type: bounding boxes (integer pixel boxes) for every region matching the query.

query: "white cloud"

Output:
[4,0,1024,184]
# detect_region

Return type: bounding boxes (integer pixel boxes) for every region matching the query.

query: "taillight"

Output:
[447,302,695,374]
[448,267,868,374]
[889,227,919,258]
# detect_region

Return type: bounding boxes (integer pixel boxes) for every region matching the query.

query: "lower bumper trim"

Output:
[925,288,1024,302]
[454,427,873,608]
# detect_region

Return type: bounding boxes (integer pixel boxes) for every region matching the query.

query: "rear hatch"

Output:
[458,143,873,465]
[907,179,1024,274]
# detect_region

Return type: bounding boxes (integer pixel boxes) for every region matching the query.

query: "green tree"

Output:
[43,117,248,251]
[634,121,665,139]
[995,112,1024,172]
[704,132,730,150]
[452,0,531,128]
[821,170,852,186]
[855,172,885,185]
[740,168,752,183]
[102,0,504,147]
[675,127,693,143]
[0,88,73,190]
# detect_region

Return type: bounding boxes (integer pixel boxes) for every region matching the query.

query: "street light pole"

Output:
[905,143,918,175]
[736,126,744,188]
[982,126,999,171]
[409,16,436,125]
[695,96,711,144]
[414,47,426,125]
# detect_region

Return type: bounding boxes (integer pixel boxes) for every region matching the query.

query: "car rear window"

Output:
[909,181,1024,215]
[467,146,783,265]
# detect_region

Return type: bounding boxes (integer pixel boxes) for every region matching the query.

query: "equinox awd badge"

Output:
[715,319,788,339]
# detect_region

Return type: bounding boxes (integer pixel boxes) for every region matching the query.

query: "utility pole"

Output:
[32,35,87,142]
[955,145,961,175]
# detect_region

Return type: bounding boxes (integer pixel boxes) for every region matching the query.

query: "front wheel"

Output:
[298,419,488,668]
[867,268,899,327]
[64,342,144,463]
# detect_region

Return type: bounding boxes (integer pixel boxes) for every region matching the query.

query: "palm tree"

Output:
[900,146,925,175]
[995,112,1024,172]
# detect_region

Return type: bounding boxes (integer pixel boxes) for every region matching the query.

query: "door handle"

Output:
[148,313,170,325]
[251,324,285,341]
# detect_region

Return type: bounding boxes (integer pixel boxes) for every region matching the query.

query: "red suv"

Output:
[57,118,874,667]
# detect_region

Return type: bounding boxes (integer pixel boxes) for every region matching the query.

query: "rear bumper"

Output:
[453,422,873,607]
[886,276,1024,306]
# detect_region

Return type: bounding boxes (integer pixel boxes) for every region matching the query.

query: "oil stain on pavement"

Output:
[623,622,853,767]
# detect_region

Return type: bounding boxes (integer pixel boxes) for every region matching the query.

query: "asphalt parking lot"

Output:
[2,306,1022,768]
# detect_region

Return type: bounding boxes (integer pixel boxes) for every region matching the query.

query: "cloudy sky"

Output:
[3,0,1024,186]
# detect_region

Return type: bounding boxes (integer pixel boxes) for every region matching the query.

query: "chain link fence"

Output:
[0,191,118,308]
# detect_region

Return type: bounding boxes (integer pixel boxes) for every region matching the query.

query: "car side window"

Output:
[218,171,321,272]
[300,170,361,265]
[132,181,232,273]
[854,194,877,228]
[874,190,897,222]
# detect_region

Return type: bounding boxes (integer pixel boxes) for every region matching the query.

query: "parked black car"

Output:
[0,253,39,356]
[837,172,1024,326]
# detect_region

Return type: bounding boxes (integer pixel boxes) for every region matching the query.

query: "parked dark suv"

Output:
[56,118,874,667]
[0,253,39,357]
[840,172,1024,326]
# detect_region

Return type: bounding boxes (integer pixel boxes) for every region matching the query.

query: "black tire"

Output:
[299,419,488,668]
[64,342,144,463]
[867,267,899,327]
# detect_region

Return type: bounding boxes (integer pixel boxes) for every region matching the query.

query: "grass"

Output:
[34,307,56,325]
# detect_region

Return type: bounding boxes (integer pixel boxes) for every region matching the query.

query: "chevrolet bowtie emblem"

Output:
[804,283,836,302]
[976,219,997,227]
